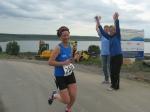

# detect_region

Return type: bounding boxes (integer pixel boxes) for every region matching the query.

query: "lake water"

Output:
[0,40,150,53]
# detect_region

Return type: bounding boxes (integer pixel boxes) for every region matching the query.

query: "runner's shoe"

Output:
[65,107,72,112]
[48,90,57,105]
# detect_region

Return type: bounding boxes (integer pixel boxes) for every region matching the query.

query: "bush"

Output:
[88,45,100,57]
[6,41,20,55]
[0,46,2,53]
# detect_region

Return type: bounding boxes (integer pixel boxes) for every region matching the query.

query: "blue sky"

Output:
[0,0,150,38]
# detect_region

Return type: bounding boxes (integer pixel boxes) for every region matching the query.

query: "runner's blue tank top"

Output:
[54,43,72,77]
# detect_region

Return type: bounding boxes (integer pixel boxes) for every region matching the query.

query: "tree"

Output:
[0,46,2,53]
[6,41,20,55]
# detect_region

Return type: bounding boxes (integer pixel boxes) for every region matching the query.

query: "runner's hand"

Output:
[63,59,71,65]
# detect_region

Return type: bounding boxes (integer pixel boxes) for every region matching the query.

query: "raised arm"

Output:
[113,12,121,38]
[95,16,110,40]
[96,24,102,37]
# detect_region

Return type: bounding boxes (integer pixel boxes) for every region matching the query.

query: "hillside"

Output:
[0,33,99,42]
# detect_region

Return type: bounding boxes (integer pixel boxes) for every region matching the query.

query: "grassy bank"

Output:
[79,56,150,72]
[78,57,101,66]
[0,53,150,83]
[122,60,150,72]
[0,52,36,60]
[0,52,149,72]
[0,53,12,59]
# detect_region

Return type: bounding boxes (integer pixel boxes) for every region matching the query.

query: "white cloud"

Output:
[111,0,142,11]
[0,0,149,37]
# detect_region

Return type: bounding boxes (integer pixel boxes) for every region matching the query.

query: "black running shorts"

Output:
[55,72,76,90]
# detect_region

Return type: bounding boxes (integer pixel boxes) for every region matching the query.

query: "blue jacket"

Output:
[98,19,122,56]
[97,30,110,55]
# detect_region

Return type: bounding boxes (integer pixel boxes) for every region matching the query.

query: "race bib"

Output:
[63,63,75,76]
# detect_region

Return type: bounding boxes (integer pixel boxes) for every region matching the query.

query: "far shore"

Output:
[0,33,150,42]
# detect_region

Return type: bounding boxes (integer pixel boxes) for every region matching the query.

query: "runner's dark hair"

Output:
[57,26,70,37]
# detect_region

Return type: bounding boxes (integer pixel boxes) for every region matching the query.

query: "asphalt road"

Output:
[0,60,150,112]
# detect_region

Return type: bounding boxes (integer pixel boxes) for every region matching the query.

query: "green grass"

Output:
[0,52,35,59]
[78,57,150,72]
[1,52,149,73]
[78,56,101,67]
[0,53,12,59]
[122,60,150,72]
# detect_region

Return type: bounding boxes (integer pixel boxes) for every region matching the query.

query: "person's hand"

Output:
[95,16,101,26]
[113,12,119,20]
[63,59,72,65]
[95,16,98,21]
[98,16,101,20]
[95,16,101,22]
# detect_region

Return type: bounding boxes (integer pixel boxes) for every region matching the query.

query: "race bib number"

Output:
[63,63,75,76]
